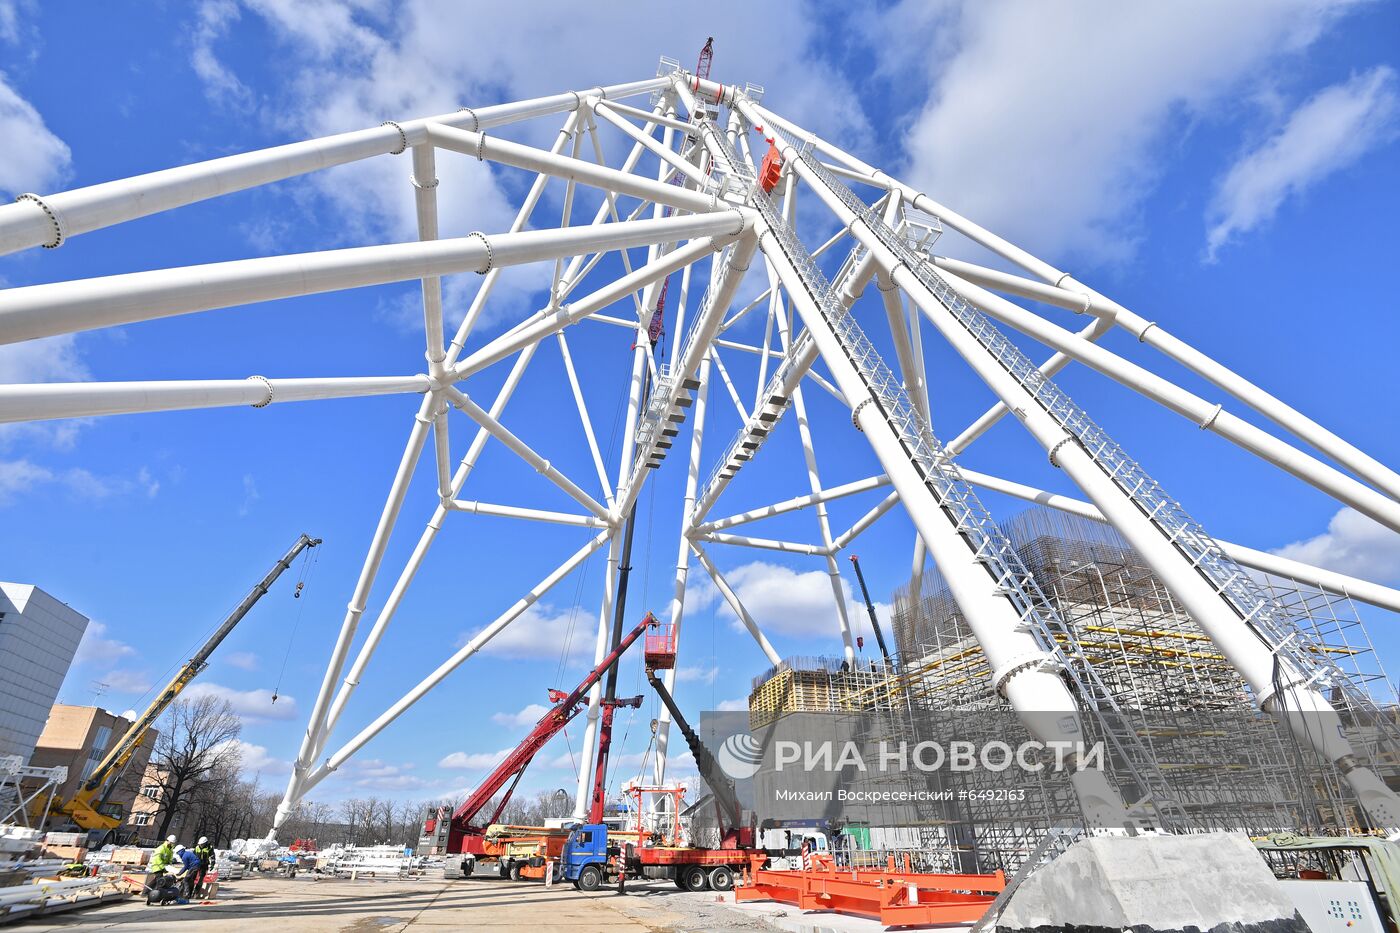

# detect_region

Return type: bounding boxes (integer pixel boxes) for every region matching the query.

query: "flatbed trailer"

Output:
[560,822,756,892]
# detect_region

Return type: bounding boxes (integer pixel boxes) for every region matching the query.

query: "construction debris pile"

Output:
[0,825,134,923]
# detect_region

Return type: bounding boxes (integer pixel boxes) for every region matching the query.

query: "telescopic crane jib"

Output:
[643,624,749,847]
[848,555,892,664]
[39,533,320,834]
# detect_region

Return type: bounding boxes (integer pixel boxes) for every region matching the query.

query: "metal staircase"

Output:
[698,120,1183,826]
[779,132,1400,753]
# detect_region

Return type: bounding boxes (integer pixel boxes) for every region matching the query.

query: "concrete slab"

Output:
[996,831,1307,933]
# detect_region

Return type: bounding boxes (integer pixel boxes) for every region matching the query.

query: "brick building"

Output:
[29,704,156,827]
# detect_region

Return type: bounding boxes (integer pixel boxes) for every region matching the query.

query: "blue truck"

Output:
[559,821,753,892]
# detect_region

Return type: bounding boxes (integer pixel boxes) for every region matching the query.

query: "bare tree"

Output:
[396,800,422,844]
[181,757,247,845]
[362,797,384,843]
[339,798,364,845]
[150,696,243,840]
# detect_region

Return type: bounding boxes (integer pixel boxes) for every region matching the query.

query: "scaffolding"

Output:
[748,508,1400,873]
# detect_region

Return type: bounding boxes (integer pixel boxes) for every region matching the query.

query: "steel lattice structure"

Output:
[3,60,1400,839]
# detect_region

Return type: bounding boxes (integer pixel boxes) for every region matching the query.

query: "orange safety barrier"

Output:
[737,853,1002,925]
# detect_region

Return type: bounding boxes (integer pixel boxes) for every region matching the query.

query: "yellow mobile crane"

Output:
[38,533,320,834]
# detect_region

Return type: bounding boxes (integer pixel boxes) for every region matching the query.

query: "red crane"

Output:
[696,37,714,81]
[445,613,656,856]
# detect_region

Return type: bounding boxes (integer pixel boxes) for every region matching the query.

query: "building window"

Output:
[141,786,160,799]
[82,725,114,781]
[133,813,151,826]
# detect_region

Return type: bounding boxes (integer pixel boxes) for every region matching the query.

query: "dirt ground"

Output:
[11,872,859,933]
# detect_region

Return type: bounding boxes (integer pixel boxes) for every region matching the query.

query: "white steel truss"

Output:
[3,62,1400,836]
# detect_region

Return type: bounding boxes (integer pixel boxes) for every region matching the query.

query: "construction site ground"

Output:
[15,873,917,933]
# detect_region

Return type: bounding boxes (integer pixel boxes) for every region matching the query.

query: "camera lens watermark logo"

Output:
[717,732,764,780]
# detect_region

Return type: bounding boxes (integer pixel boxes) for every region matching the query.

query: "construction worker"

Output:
[192,836,215,895]
[172,844,202,899]
[149,835,177,872]
[145,835,178,900]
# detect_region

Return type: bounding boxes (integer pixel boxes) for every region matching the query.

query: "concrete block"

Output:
[997,831,1307,933]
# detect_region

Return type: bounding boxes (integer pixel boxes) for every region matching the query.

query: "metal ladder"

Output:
[780,132,1400,753]
[710,123,1181,827]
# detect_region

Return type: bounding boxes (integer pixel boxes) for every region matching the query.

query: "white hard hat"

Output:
[166,836,177,844]
[198,837,208,845]
[175,844,186,851]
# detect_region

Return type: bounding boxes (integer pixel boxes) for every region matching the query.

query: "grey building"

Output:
[0,583,89,763]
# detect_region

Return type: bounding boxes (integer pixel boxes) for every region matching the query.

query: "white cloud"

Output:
[73,620,138,666]
[675,665,719,685]
[101,669,153,693]
[1274,507,1400,585]
[183,682,299,720]
[892,0,1363,265]
[344,757,429,790]
[0,334,88,383]
[238,474,259,517]
[187,3,871,329]
[687,559,891,645]
[219,738,292,775]
[0,2,19,44]
[0,460,161,506]
[0,459,51,504]
[0,70,70,197]
[189,0,255,110]
[440,748,511,770]
[1206,66,1399,258]
[715,697,748,712]
[458,601,598,663]
[224,651,260,671]
[539,750,576,770]
[62,466,160,500]
[491,703,549,727]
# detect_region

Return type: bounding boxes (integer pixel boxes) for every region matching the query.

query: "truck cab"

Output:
[755,826,829,870]
[560,823,613,890]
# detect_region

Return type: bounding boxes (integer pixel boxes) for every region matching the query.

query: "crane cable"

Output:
[607,458,663,803]
[272,543,320,703]
[553,354,630,689]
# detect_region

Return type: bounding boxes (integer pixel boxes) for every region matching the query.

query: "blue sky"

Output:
[2,0,1399,810]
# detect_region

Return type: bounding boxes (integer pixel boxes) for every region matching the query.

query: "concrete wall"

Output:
[0,583,88,763]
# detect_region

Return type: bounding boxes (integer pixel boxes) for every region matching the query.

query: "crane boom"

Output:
[449,613,657,849]
[644,669,744,838]
[695,37,714,81]
[849,555,892,664]
[53,533,320,831]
